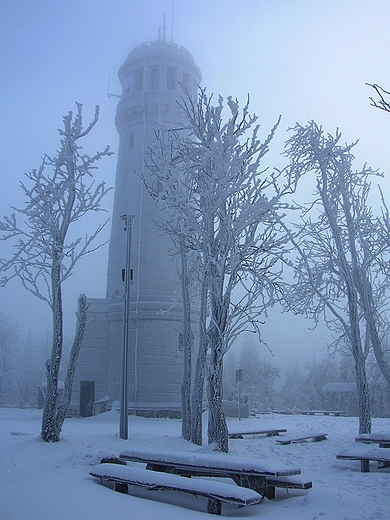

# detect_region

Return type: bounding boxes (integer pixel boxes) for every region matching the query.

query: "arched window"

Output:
[178,332,184,353]
[132,68,143,91]
[149,65,160,89]
[128,132,134,151]
[167,67,177,90]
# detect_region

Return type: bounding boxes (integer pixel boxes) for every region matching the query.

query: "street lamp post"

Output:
[120,214,134,440]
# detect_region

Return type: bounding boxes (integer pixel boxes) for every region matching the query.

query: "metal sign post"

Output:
[120,214,134,440]
[236,369,243,421]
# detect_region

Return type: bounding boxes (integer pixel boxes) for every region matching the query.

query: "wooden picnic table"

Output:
[228,428,287,439]
[336,444,390,472]
[119,446,304,499]
[355,432,390,448]
[276,433,327,445]
[270,409,345,416]
[90,462,263,515]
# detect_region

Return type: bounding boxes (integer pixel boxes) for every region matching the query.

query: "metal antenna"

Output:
[171,0,175,42]
[158,15,166,41]
[107,76,121,99]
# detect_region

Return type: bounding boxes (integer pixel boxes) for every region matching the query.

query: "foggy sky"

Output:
[1,0,390,367]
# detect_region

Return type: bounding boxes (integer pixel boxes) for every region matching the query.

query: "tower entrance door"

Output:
[79,380,95,417]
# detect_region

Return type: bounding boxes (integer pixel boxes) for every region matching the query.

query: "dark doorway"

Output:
[80,381,95,417]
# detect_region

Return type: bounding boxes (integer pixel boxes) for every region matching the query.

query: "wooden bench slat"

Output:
[276,433,327,445]
[264,475,312,499]
[119,447,301,477]
[229,429,287,439]
[90,463,263,507]
[267,475,312,489]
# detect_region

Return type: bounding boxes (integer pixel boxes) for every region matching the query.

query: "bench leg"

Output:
[234,475,267,496]
[114,482,129,493]
[207,498,222,515]
[265,486,276,500]
[361,460,370,472]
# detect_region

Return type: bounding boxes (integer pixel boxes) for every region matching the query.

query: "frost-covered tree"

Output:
[279,364,307,410]
[147,89,301,451]
[224,342,280,411]
[0,313,19,403]
[282,121,388,433]
[367,83,390,113]
[366,351,390,417]
[0,104,112,441]
[16,331,51,407]
[303,357,339,410]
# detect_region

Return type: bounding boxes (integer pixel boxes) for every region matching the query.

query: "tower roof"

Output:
[127,40,197,63]
[118,39,201,85]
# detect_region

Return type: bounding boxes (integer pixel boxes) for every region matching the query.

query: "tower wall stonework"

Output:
[74,40,201,414]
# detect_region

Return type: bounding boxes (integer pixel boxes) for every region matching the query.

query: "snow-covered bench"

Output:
[90,463,262,515]
[228,428,287,439]
[355,432,390,448]
[336,444,390,472]
[293,410,345,416]
[276,433,327,445]
[119,446,309,499]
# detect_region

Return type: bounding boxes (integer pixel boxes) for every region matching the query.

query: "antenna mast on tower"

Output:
[171,0,175,42]
[158,15,166,41]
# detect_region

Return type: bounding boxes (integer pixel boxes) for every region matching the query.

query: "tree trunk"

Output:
[346,282,371,434]
[41,261,63,442]
[55,294,88,434]
[181,248,192,441]
[207,336,228,453]
[355,353,372,434]
[191,335,207,445]
[191,278,208,446]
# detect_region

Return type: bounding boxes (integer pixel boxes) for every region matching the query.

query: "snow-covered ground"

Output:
[1,407,389,520]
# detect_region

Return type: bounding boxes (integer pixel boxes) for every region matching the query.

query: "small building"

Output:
[322,381,357,416]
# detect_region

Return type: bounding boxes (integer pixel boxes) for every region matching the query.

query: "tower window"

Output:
[128,132,134,151]
[167,67,177,90]
[177,331,194,354]
[149,65,160,89]
[182,73,193,94]
[178,332,183,353]
[132,68,143,91]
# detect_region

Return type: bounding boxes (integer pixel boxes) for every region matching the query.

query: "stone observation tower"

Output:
[72,36,202,416]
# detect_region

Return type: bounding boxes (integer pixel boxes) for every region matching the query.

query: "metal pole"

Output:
[120,214,133,439]
[236,369,243,421]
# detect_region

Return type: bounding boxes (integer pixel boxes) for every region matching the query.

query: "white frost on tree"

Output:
[0,103,112,441]
[282,121,390,434]
[147,89,302,451]
[0,313,19,402]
